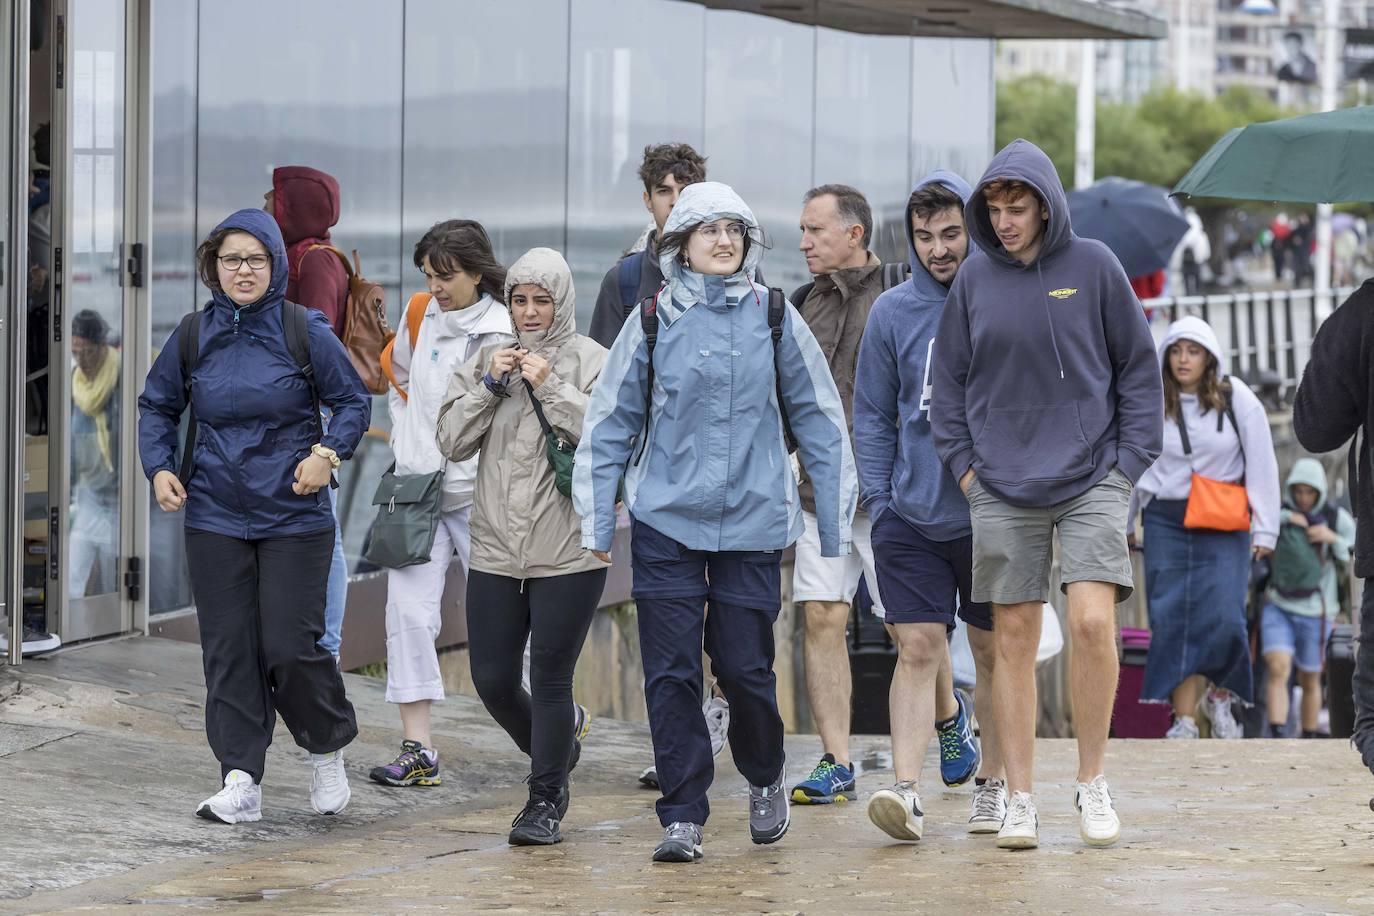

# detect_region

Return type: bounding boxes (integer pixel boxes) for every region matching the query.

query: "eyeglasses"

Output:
[695,222,747,243]
[218,254,271,271]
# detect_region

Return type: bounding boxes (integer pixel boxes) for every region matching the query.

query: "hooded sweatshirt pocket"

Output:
[975,404,1094,485]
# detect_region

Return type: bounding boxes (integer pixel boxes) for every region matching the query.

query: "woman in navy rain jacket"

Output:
[138,208,370,825]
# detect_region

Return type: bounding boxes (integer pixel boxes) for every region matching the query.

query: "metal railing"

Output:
[1142,286,1359,399]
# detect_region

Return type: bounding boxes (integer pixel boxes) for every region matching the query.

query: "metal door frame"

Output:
[5,0,33,664]
[47,0,148,644]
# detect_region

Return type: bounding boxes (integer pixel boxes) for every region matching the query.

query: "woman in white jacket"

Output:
[368,220,514,788]
[1128,316,1280,740]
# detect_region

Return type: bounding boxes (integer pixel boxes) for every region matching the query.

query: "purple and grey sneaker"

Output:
[369,739,440,787]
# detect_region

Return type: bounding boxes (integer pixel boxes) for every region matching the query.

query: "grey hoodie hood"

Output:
[966,138,1074,269]
[905,169,977,301]
[1286,456,1328,509]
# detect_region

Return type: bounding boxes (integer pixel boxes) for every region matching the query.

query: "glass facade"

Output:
[144,0,994,615]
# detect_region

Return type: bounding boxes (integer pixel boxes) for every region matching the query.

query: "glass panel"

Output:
[567,0,704,330]
[402,0,568,276]
[66,0,125,611]
[147,0,197,614]
[814,29,911,268]
[195,0,403,578]
[704,10,813,295]
[910,39,994,185]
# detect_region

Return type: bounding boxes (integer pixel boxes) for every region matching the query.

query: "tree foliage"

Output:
[996,80,1290,190]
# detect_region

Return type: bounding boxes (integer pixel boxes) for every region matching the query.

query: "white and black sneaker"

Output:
[968,777,1008,834]
[196,769,262,824]
[867,780,924,841]
[997,791,1039,849]
[1075,775,1121,847]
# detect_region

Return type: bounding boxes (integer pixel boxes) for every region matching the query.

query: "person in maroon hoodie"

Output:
[265,166,349,336]
[265,165,351,658]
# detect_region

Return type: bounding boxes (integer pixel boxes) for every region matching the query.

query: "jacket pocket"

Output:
[975,404,1094,485]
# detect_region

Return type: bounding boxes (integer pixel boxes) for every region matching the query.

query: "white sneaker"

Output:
[704,694,730,757]
[1165,715,1200,739]
[867,780,923,841]
[996,791,1039,849]
[968,778,1008,834]
[1203,691,1243,740]
[310,750,351,815]
[196,769,262,824]
[1075,775,1121,847]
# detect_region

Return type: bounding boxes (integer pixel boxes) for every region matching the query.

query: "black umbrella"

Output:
[1067,177,1189,277]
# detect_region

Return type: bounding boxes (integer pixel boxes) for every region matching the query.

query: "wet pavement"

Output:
[5,638,1374,914]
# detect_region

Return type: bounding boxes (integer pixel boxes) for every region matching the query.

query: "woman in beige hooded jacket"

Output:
[436,247,608,847]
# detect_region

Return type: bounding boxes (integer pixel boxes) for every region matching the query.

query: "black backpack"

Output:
[175,299,331,488]
[788,260,909,313]
[634,287,794,464]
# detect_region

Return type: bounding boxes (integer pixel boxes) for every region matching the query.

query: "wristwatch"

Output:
[310,444,342,469]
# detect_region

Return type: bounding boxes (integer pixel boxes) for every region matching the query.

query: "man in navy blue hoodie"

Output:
[854,170,1003,843]
[931,140,1162,850]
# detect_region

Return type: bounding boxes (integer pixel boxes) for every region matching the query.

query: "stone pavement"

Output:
[4,638,1374,914]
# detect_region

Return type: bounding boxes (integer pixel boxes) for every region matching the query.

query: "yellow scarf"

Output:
[72,347,119,470]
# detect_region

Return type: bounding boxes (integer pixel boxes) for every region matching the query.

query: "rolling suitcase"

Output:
[1112,627,1173,738]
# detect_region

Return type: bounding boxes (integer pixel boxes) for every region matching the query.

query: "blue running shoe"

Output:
[937,692,981,787]
[790,754,856,805]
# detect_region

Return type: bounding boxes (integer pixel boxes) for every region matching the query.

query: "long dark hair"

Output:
[413,219,506,302]
[1163,344,1229,422]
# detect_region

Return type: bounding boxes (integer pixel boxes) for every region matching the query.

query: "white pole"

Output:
[1175,0,1188,91]
[1314,0,1340,315]
[1076,40,1096,190]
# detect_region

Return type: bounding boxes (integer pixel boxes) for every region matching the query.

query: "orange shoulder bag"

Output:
[1178,400,1251,532]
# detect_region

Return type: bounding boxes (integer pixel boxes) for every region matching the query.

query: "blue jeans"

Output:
[317,469,348,658]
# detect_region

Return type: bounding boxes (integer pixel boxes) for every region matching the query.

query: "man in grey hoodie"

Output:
[931,139,1163,850]
[854,170,1004,843]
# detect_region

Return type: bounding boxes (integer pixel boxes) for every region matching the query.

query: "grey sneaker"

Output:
[749,762,791,845]
[652,821,703,863]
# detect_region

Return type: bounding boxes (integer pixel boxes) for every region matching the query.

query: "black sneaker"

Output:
[509,797,562,846]
[652,821,703,863]
[568,737,582,774]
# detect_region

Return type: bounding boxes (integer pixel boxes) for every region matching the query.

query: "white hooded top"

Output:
[1130,316,1281,548]
[388,292,514,510]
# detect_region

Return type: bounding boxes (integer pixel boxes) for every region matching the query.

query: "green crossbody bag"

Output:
[524,380,576,498]
[363,463,445,568]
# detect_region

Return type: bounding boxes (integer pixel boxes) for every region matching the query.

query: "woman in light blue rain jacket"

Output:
[573,181,856,862]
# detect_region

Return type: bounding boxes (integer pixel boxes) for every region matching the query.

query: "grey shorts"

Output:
[966,468,1134,606]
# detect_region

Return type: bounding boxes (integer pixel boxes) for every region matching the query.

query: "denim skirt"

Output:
[1141,499,1254,703]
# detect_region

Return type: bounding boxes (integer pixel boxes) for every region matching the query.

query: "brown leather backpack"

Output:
[308,244,394,394]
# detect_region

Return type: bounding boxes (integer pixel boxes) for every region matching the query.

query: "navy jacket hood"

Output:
[966,139,1073,269]
[210,208,290,313]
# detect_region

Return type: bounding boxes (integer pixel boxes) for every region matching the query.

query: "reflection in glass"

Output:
[69,311,120,597]
[567,0,705,330]
[703,10,813,294]
[815,29,912,268]
[910,39,995,186]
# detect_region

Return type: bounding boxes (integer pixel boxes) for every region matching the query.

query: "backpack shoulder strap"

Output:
[767,288,797,452]
[882,261,909,290]
[789,282,815,312]
[619,251,644,316]
[305,243,354,278]
[176,310,203,487]
[404,291,429,349]
[633,291,660,465]
[282,300,337,488]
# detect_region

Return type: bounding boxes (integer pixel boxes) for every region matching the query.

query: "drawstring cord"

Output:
[1036,261,1067,381]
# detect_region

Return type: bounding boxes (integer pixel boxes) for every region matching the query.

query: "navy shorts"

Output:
[870,509,993,631]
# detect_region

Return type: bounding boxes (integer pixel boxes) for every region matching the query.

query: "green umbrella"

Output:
[1172,106,1374,203]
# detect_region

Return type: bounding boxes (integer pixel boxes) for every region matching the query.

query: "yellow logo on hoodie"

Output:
[1048,287,1078,300]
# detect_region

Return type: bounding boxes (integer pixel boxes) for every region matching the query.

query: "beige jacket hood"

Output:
[436,248,609,580]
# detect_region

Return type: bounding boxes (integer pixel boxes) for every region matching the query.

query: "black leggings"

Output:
[185,527,356,783]
[466,568,607,800]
